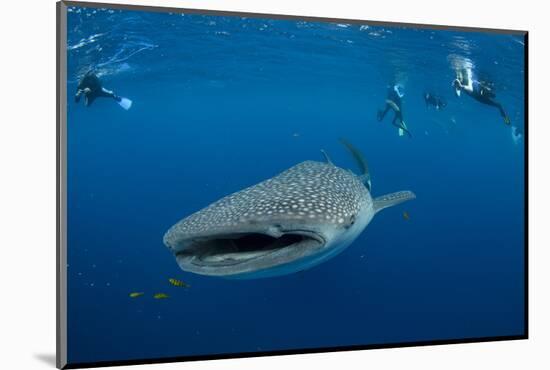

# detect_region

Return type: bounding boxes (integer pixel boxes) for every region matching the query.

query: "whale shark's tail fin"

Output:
[373,191,416,214]
[117,97,133,110]
[338,138,371,191]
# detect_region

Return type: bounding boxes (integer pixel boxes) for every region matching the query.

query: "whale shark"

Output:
[163,140,415,279]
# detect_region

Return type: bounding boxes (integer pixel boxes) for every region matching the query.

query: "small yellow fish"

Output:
[129,292,144,298]
[168,278,190,288]
[153,293,169,299]
[402,211,410,221]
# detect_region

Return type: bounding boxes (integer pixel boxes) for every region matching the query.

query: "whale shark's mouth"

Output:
[174,231,324,269]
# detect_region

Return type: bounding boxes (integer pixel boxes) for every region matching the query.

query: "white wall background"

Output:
[0,0,547,369]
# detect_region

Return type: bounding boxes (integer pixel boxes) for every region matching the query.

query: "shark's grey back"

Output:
[164,160,371,247]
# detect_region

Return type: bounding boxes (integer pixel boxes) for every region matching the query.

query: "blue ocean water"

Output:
[65,6,525,365]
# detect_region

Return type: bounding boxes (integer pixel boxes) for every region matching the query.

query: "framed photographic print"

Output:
[57,1,527,368]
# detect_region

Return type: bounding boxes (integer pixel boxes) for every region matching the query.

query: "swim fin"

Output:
[117,97,133,110]
[503,115,511,125]
[398,120,408,137]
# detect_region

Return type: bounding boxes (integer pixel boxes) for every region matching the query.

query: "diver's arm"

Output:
[75,89,82,102]
[75,88,91,102]
[458,79,474,93]
[463,68,476,93]
[464,68,474,91]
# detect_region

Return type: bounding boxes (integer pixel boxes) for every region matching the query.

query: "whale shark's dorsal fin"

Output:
[320,149,334,165]
[339,138,371,191]
[373,191,416,213]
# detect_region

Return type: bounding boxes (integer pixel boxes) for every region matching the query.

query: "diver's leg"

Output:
[496,104,506,117]
[100,87,121,101]
[481,87,496,99]
[392,115,412,138]
[390,116,402,131]
[483,98,511,124]
[495,102,510,124]
[377,104,391,121]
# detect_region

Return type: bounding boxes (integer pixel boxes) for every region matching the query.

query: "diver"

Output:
[452,68,510,125]
[377,84,412,138]
[423,92,447,110]
[511,125,523,145]
[74,70,132,110]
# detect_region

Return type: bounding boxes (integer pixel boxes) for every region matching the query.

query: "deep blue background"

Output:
[66,6,525,364]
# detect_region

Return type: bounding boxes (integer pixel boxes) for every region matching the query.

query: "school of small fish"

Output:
[129,278,190,300]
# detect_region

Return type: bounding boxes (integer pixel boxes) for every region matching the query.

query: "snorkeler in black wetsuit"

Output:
[452,68,510,125]
[377,84,412,138]
[424,92,447,110]
[75,70,132,110]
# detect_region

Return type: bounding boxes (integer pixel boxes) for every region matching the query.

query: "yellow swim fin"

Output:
[504,115,511,125]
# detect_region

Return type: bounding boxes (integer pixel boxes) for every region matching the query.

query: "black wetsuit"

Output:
[75,71,120,107]
[424,92,447,110]
[468,81,508,122]
[377,88,412,138]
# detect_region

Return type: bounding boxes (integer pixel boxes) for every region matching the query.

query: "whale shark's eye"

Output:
[343,214,356,229]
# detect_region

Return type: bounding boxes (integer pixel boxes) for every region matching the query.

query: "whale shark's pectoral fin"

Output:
[320,149,334,165]
[339,138,371,191]
[373,191,416,213]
